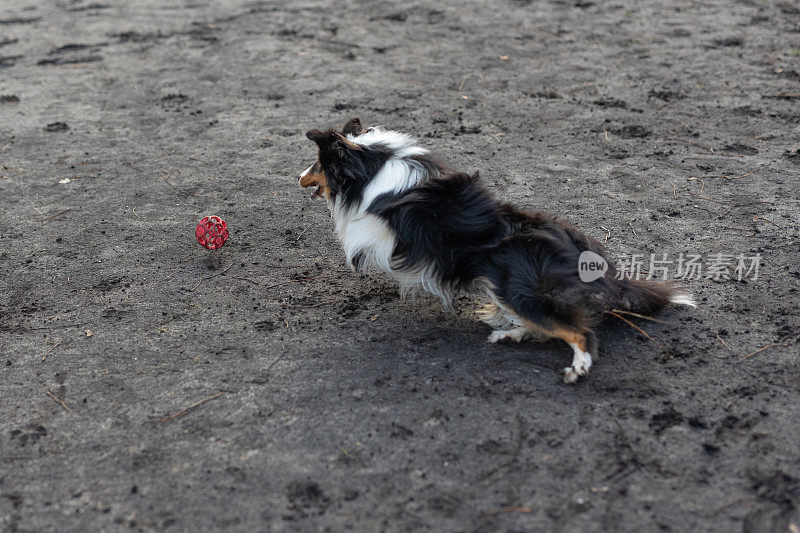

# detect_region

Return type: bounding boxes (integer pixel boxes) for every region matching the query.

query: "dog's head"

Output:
[299,118,380,205]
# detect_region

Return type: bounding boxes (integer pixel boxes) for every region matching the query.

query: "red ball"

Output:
[195,215,228,250]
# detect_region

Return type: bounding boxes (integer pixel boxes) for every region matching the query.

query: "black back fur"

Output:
[368,171,680,326]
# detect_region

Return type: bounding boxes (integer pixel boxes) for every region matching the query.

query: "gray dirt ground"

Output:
[1,0,799,531]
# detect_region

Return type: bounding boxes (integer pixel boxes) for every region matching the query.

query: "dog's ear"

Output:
[306,130,361,153]
[334,132,362,150]
[306,129,328,143]
[342,118,364,136]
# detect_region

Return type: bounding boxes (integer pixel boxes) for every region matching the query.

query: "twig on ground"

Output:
[721,226,757,236]
[688,164,768,181]
[160,170,180,192]
[608,309,675,325]
[739,342,790,362]
[753,216,781,228]
[159,392,223,422]
[46,390,71,412]
[696,178,706,193]
[605,310,672,357]
[716,333,732,351]
[41,338,63,362]
[294,226,309,241]
[600,226,612,244]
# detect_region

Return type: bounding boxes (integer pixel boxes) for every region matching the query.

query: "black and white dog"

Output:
[298,118,694,382]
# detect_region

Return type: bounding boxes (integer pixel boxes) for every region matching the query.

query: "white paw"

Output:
[563,362,590,384]
[487,327,530,344]
[487,330,506,344]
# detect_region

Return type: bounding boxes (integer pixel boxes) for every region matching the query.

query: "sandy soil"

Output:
[1,0,799,531]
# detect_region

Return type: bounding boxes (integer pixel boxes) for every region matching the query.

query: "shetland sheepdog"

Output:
[298,118,695,383]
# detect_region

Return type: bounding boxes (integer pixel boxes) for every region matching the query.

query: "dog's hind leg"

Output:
[478,303,547,344]
[487,326,532,344]
[518,319,598,383]
[486,296,599,382]
[549,326,598,384]
[482,235,602,381]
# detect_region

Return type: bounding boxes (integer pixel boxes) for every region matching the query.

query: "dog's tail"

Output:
[610,278,696,314]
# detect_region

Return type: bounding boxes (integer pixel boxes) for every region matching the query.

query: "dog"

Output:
[298,118,695,382]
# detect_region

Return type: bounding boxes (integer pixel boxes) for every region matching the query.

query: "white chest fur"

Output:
[330,203,451,305]
[333,206,397,274]
[326,129,452,305]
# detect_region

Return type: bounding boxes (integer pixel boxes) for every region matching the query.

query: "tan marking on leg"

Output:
[550,325,588,352]
[549,326,591,383]
[518,320,593,383]
[518,318,557,340]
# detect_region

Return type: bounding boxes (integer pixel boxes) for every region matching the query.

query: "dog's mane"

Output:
[347,127,429,159]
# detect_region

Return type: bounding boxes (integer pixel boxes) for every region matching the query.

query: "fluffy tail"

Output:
[611,278,696,314]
